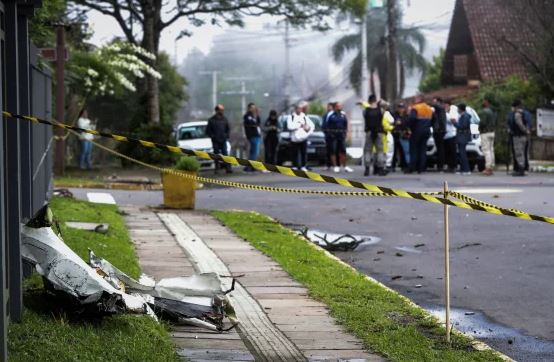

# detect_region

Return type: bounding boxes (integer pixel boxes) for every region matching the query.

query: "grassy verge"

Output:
[8,197,177,362]
[55,176,107,188]
[213,211,503,362]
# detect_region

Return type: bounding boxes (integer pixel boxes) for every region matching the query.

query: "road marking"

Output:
[86,192,116,204]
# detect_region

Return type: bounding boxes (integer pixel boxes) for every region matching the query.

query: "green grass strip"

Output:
[8,197,178,362]
[213,210,503,362]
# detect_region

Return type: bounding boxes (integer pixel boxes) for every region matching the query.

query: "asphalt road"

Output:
[69,167,554,361]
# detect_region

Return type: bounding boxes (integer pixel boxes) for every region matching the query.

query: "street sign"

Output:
[38,47,69,62]
[537,108,554,137]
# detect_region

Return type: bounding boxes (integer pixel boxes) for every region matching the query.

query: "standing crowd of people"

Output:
[204,95,533,177]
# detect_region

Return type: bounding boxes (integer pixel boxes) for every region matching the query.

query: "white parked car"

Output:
[175,121,231,168]
[426,123,485,171]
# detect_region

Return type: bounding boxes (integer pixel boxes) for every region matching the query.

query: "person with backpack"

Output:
[508,99,530,176]
[478,97,497,175]
[431,97,447,172]
[363,94,386,176]
[286,101,314,171]
[407,95,433,174]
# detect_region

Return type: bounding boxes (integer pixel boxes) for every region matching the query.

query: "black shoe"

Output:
[364,166,370,176]
[226,168,233,174]
[512,171,525,177]
[373,166,380,175]
[378,169,388,176]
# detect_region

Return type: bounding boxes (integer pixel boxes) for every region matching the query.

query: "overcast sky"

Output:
[88,0,456,63]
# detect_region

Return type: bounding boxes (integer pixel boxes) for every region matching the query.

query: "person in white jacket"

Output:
[77,109,95,170]
[286,101,314,171]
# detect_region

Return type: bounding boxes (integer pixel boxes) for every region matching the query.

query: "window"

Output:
[453,54,468,79]
[178,125,207,140]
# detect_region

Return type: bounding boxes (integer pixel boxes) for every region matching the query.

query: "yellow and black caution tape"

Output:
[4,111,554,225]
[446,191,527,216]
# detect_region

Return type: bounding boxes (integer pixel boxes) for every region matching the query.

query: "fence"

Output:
[0,0,51,359]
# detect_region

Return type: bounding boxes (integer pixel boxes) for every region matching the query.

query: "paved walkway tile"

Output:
[122,206,385,362]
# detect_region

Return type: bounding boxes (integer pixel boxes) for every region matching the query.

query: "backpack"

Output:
[364,107,383,132]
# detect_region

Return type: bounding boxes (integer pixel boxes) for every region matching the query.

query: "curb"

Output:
[252,211,514,362]
[55,181,163,191]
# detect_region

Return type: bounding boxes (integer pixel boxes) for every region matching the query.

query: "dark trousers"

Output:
[324,136,332,167]
[264,135,278,164]
[524,137,530,171]
[444,137,457,171]
[212,140,230,170]
[457,141,470,172]
[410,131,430,173]
[433,132,446,170]
[292,140,307,169]
[392,133,407,170]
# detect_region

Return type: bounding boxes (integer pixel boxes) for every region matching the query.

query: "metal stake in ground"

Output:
[444,181,451,342]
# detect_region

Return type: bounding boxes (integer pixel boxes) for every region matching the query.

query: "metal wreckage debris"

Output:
[21,205,237,332]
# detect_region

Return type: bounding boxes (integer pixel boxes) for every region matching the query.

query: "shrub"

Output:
[174,156,200,172]
[464,76,542,165]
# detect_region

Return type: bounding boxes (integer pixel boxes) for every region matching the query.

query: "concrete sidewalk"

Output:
[122,205,384,362]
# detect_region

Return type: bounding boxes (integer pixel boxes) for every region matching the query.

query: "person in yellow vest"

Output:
[407,95,433,174]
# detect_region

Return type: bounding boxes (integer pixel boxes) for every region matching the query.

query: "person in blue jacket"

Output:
[326,102,353,173]
[453,103,472,175]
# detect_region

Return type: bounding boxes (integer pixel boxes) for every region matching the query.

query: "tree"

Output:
[418,48,444,93]
[332,7,426,100]
[70,0,365,125]
[67,41,161,98]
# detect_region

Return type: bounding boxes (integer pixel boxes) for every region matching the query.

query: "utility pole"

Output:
[199,70,219,109]
[283,22,292,112]
[54,25,65,176]
[360,10,369,100]
[386,0,398,103]
[221,77,255,115]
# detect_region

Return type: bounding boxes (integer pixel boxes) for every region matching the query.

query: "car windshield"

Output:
[178,125,207,140]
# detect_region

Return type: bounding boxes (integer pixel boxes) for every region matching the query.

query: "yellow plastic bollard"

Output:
[162,171,196,209]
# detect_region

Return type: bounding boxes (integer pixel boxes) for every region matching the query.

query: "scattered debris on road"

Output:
[298,227,380,252]
[392,275,402,280]
[457,242,482,250]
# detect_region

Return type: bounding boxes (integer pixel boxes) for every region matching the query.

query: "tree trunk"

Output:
[398,59,405,99]
[370,67,376,96]
[386,0,398,103]
[141,0,161,124]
